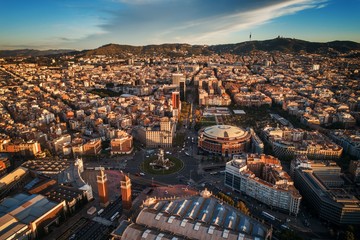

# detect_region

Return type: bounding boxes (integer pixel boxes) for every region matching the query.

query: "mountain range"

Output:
[0,49,76,58]
[1,38,360,58]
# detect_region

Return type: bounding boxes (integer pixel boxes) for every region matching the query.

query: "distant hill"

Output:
[1,38,359,58]
[208,38,360,54]
[0,49,77,58]
[84,38,360,57]
[83,43,212,57]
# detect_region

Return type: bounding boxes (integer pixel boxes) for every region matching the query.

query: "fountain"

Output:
[150,149,174,170]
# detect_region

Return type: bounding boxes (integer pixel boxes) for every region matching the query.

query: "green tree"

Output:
[105,82,114,88]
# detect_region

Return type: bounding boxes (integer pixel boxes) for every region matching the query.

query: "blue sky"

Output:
[0,0,359,50]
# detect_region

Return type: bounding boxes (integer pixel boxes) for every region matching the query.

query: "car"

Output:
[140,172,145,176]
[69,234,76,240]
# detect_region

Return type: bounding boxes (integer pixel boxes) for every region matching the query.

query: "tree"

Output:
[43,148,52,157]
[236,201,250,215]
[105,82,114,88]
[344,225,355,240]
[278,230,303,240]
[345,231,355,240]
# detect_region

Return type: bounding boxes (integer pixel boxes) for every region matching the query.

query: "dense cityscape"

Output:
[0,40,359,240]
[1,0,360,239]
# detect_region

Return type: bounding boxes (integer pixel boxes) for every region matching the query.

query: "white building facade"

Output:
[225,154,301,215]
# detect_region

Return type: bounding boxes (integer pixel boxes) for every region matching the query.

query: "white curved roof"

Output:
[203,125,247,139]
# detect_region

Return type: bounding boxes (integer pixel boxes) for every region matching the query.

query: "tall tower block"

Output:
[172,91,180,110]
[97,168,109,207]
[120,174,132,210]
[172,73,186,101]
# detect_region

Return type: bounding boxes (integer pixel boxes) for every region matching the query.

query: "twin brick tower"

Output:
[97,168,132,209]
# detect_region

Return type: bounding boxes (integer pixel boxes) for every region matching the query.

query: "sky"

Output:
[0,0,359,50]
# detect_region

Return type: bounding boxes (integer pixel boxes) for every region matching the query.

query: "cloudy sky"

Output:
[0,0,359,50]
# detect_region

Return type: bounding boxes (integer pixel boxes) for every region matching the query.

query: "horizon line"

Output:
[1,37,359,51]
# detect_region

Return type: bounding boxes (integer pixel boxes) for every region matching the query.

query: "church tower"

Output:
[97,168,109,207]
[120,174,132,210]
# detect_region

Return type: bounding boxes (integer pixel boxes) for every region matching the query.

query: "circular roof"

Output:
[203,125,248,139]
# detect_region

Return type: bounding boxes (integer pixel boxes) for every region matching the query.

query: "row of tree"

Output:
[216,192,250,215]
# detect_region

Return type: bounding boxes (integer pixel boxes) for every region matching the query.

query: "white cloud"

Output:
[90,0,331,46]
[156,0,329,43]
[317,3,328,9]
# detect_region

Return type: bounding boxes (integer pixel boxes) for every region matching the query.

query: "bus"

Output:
[97,208,104,216]
[110,212,120,221]
[280,224,291,230]
[87,206,97,215]
[261,211,276,221]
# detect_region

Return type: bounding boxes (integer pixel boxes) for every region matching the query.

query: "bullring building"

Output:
[198,125,251,157]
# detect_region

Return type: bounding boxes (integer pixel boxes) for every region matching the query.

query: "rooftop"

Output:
[202,125,248,140]
[0,193,60,239]
[126,192,270,240]
[0,167,28,190]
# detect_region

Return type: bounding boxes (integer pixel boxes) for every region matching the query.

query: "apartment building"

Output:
[263,126,343,160]
[294,159,360,225]
[0,140,42,157]
[137,117,176,148]
[349,160,360,183]
[110,130,133,155]
[83,138,102,155]
[225,154,301,215]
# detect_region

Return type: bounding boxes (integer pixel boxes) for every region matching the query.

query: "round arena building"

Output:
[198,125,251,157]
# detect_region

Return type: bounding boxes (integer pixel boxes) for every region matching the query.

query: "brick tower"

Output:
[120,174,132,210]
[97,168,109,207]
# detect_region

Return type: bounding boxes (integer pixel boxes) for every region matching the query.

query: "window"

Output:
[208,226,215,234]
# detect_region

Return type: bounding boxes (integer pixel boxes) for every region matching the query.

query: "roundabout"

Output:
[141,150,184,175]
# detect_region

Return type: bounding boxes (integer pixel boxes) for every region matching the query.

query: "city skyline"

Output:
[1,0,360,50]
[1,10,360,238]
